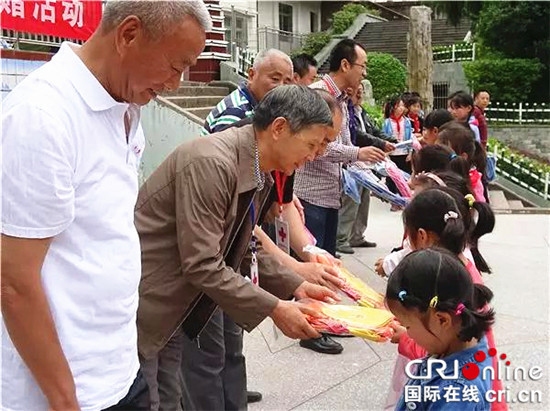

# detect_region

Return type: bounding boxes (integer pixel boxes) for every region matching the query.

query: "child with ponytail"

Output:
[387,189,505,410]
[437,121,488,202]
[386,248,496,410]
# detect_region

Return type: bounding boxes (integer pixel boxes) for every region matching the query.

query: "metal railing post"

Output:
[545,172,549,200]
[451,44,456,62]
[230,5,236,63]
[472,42,476,61]
[518,102,523,125]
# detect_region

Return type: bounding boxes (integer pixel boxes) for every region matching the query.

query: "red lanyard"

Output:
[275,171,287,213]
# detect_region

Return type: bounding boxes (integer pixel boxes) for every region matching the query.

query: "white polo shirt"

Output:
[1,42,144,410]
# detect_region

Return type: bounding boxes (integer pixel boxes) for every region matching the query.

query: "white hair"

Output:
[253,48,293,71]
[101,0,212,39]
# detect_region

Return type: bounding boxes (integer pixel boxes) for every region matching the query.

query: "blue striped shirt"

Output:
[201,84,257,135]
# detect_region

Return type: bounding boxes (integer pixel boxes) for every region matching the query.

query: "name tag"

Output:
[275,217,290,254]
[250,252,259,286]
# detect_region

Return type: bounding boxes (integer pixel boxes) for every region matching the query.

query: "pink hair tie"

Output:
[455,303,466,316]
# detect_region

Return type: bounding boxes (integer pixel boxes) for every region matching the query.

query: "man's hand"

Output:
[293,281,339,304]
[294,262,343,291]
[383,142,396,153]
[269,300,321,340]
[292,195,305,224]
[358,146,386,163]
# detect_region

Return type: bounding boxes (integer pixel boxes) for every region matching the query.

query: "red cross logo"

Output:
[278,227,287,243]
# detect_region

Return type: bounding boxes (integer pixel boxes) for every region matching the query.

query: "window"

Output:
[310,12,318,33]
[279,3,293,33]
[433,82,450,109]
[224,14,248,47]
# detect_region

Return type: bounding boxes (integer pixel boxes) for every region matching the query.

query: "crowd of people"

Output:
[2,1,500,410]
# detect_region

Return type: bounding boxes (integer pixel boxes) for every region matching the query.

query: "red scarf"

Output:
[390,113,402,135]
[408,113,420,133]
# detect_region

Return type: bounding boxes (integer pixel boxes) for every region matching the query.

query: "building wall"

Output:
[220,0,258,51]
[257,1,321,34]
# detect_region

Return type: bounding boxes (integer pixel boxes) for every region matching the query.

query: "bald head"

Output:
[247,49,293,102]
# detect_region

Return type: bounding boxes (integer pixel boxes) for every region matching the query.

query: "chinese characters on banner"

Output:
[1,0,103,41]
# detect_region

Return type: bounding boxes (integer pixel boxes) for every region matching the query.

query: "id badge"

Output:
[275,217,290,254]
[250,253,259,286]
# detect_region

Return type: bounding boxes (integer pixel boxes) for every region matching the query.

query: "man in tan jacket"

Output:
[136,85,338,410]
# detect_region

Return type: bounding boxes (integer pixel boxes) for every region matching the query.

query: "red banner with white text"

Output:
[1,0,103,41]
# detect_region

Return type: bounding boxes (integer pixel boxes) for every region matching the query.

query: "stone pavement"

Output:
[245,197,550,410]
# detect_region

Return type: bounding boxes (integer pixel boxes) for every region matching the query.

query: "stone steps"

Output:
[164,95,225,109]
[162,85,230,97]
[186,106,215,120]
[489,190,509,210]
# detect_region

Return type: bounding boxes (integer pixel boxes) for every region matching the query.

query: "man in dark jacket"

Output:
[336,83,396,254]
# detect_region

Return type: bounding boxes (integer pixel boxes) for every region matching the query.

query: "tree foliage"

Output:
[366,53,407,103]
[463,59,543,103]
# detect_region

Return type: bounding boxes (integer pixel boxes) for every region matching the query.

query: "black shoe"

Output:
[247,391,263,404]
[335,252,342,259]
[350,240,377,248]
[335,245,355,254]
[299,335,344,354]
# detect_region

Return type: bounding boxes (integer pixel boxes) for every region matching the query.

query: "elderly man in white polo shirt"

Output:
[1,2,211,410]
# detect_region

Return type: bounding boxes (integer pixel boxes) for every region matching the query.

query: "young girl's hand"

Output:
[374,258,386,277]
[390,321,406,344]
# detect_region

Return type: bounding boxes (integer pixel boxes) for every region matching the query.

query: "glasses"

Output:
[352,63,367,74]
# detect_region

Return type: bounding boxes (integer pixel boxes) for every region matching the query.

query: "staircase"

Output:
[161,81,231,125]
[488,183,549,214]
[319,18,470,73]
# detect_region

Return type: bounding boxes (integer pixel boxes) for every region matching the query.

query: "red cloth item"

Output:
[469,168,486,202]
[473,106,489,148]
[408,113,421,133]
[390,114,402,135]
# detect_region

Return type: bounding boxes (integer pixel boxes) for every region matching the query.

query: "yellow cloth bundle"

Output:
[307,303,396,342]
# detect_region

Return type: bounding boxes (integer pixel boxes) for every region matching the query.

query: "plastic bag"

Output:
[342,167,361,204]
[347,165,409,208]
[385,159,412,198]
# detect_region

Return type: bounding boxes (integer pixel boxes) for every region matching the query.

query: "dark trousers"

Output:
[387,154,411,195]
[301,199,339,256]
[181,309,247,411]
[102,370,151,411]
[141,308,247,411]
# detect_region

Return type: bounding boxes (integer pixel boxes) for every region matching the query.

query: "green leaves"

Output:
[366,53,407,104]
[331,4,375,35]
[463,59,543,103]
[296,32,332,58]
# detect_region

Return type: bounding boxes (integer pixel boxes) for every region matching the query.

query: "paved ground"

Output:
[245,198,550,411]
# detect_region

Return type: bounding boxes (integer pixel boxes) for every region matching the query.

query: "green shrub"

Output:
[366,52,407,103]
[295,31,332,58]
[362,103,384,129]
[463,58,543,103]
[332,4,371,35]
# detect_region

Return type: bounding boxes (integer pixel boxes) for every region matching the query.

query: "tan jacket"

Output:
[136,125,304,359]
